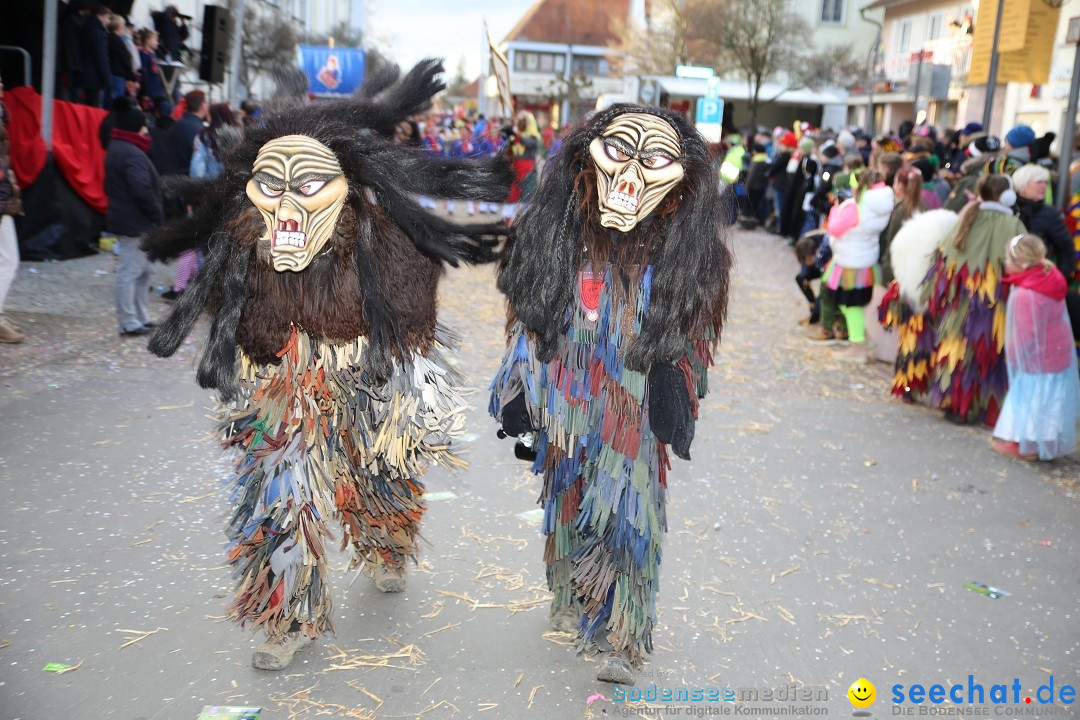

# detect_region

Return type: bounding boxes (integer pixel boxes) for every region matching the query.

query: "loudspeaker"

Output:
[198,5,232,84]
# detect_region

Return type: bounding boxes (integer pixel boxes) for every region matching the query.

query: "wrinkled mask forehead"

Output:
[588,112,684,232]
[245,134,349,272]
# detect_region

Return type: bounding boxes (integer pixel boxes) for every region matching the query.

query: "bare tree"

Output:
[445,56,470,96]
[685,0,807,130]
[303,21,364,48]
[609,0,690,76]
[615,0,861,130]
[235,6,299,91]
[793,43,867,92]
[531,69,594,123]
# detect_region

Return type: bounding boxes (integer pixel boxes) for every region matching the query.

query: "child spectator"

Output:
[991,234,1079,460]
[832,154,864,202]
[795,229,832,326]
[820,168,895,362]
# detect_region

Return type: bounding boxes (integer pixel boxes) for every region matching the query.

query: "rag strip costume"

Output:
[143,61,510,653]
[921,204,1025,424]
[490,106,732,682]
[878,209,958,399]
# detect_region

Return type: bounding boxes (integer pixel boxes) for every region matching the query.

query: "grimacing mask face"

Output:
[245,135,349,272]
[588,112,684,232]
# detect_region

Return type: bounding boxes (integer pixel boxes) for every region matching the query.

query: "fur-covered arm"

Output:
[364,147,513,202]
[140,175,223,261]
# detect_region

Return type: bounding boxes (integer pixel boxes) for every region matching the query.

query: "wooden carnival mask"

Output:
[588,112,684,232]
[246,135,349,272]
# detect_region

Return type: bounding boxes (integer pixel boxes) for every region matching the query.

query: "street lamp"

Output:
[981,0,1005,129]
[859,4,882,138]
[1057,15,1080,209]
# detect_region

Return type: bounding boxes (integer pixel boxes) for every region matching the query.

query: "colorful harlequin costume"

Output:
[921,201,1025,424]
[1067,189,1080,358]
[878,209,958,399]
[143,61,510,668]
[490,106,732,683]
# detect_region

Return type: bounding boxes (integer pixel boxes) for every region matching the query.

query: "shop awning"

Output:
[649,76,849,106]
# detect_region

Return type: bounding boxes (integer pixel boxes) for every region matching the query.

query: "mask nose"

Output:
[616,163,643,197]
[276,198,302,232]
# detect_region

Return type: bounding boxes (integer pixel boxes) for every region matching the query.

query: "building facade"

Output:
[848,0,1076,154]
[487,0,630,126]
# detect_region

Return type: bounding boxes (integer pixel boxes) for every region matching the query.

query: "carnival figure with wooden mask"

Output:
[143,61,511,671]
[491,105,733,683]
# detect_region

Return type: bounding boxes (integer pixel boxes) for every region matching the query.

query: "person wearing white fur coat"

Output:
[822,168,894,362]
[878,209,960,399]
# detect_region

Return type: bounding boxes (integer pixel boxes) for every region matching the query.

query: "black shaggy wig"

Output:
[144,59,513,399]
[497,103,733,371]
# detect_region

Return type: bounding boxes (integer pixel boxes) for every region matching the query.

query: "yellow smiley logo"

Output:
[848,678,876,708]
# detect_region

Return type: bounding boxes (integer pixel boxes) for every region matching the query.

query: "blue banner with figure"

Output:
[298,45,365,96]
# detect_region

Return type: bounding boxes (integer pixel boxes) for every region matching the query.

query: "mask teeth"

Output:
[273,230,307,248]
[606,188,640,212]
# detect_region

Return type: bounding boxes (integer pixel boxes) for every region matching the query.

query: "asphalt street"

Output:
[0,226,1077,720]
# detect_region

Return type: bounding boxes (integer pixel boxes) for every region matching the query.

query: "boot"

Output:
[373,564,407,593]
[0,317,25,344]
[251,629,314,670]
[596,651,635,685]
[550,604,581,632]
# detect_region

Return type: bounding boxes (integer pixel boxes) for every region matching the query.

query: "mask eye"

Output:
[604,142,631,162]
[298,179,327,196]
[259,182,284,197]
[641,155,674,169]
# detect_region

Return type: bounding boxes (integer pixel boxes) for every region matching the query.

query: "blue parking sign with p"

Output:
[696,98,723,125]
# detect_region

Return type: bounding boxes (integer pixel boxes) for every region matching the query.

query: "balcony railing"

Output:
[882,34,973,85]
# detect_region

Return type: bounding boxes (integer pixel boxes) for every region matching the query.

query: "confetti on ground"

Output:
[516,508,545,524]
[423,491,459,502]
[964,582,1009,599]
[42,660,82,673]
[196,707,261,720]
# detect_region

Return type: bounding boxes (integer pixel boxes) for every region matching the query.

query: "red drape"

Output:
[6,87,108,214]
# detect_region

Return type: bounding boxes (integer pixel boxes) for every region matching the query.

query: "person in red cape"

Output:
[991,234,1079,460]
[500,110,540,225]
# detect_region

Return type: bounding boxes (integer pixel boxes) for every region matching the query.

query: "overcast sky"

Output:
[368,0,538,80]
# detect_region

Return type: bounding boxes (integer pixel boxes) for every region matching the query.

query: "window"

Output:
[820,0,844,24]
[572,56,600,76]
[897,19,913,53]
[513,52,564,74]
[928,13,943,41]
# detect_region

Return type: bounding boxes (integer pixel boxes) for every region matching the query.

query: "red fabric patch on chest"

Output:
[579,273,604,311]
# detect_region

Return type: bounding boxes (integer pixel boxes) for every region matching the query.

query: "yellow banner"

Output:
[969,0,1059,84]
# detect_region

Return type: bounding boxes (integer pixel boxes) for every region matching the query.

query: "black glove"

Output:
[648,363,695,460]
[499,393,533,438]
